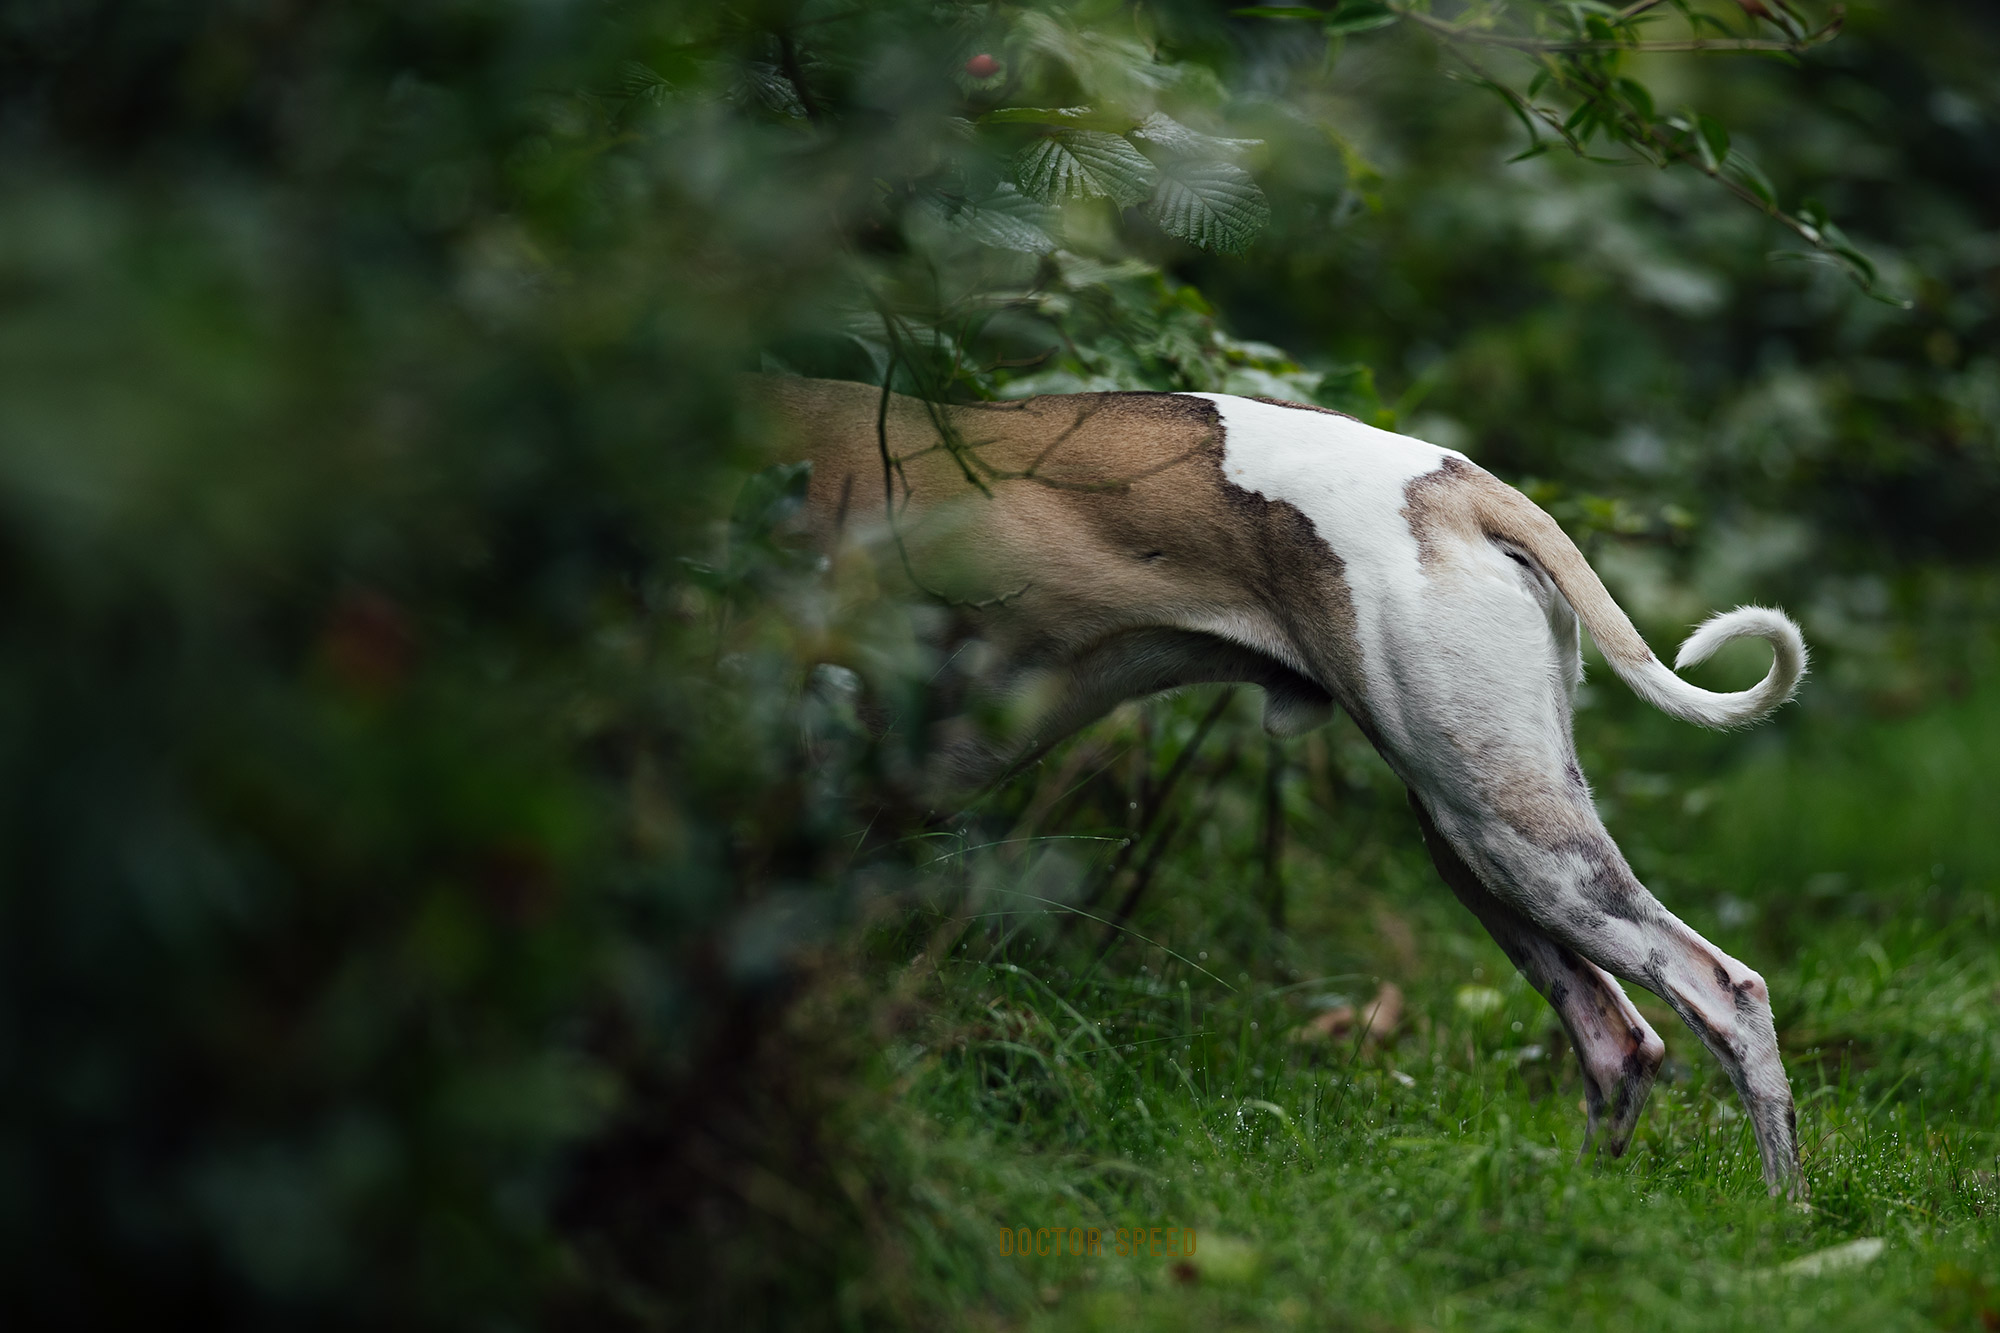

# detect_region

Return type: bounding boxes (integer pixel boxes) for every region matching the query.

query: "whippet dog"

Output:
[764,376,1809,1195]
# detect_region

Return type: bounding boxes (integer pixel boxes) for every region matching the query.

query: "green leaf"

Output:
[1830,241,1878,285]
[733,62,806,120]
[1144,159,1270,253]
[730,461,814,546]
[950,183,1060,253]
[1695,114,1730,172]
[1231,5,1329,17]
[617,61,672,106]
[1132,112,1263,160]
[1016,130,1157,206]
[1723,149,1777,209]
[979,106,1137,132]
[1616,77,1655,123]
[1323,1,1399,36]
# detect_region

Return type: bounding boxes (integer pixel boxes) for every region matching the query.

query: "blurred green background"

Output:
[2,1,1996,1328]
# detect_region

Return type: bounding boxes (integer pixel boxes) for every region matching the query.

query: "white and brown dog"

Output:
[764,376,1809,1195]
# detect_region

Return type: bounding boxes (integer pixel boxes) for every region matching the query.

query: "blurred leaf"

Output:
[1231,6,1332,19]
[1015,130,1156,206]
[730,62,806,120]
[922,183,1061,253]
[1132,112,1263,161]
[1323,1,1400,36]
[1144,159,1271,253]
[1723,148,1777,209]
[980,105,1137,131]
[1695,113,1730,171]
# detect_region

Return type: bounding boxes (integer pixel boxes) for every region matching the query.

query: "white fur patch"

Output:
[1182,393,1463,737]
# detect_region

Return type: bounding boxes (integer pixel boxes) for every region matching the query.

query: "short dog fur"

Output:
[762,376,1809,1195]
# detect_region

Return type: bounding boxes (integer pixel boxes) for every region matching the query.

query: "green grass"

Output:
[859,680,2000,1331]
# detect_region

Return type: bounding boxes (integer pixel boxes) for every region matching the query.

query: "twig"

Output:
[775,34,826,122]
[1398,4,1841,54]
[1094,734,1244,960]
[873,353,1031,611]
[1076,688,1237,916]
[1442,38,1898,301]
[1261,735,1286,931]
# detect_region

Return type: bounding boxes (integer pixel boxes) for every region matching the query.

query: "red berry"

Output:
[965,53,1000,79]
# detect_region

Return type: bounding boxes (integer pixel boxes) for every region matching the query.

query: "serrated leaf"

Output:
[618,61,672,105]
[732,62,806,120]
[1012,10,1173,105]
[1323,0,1399,35]
[943,183,1060,253]
[979,105,1136,132]
[1051,250,1158,288]
[1016,131,1157,206]
[1131,112,1263,160]
[1144,159,1270,253]
[1231,5,1328,17]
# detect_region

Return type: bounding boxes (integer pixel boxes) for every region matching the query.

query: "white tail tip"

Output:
[1619,605,1808,730]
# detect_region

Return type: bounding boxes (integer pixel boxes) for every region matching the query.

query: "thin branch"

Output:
[873,352,1031,611]
[1442,36,1900,302]
[1261,735,1286,931]
[1398,4,1842,54]
[1094,733,1245,961]
[775,34,826,122]
[1077,688,1237,916]
[870,304,1218,493]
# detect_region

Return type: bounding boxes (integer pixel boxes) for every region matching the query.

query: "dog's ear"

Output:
[1262,686,1335,738]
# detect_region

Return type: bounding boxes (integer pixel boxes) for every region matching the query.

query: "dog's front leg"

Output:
[1409,794,1664,1158]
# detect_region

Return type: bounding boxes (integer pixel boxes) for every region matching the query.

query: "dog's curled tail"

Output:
[1481,486,1808,730]
[1618,606,1809,729]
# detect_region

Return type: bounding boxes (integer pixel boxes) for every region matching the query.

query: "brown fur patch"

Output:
[754,377,1375,755]
[1400,456,1652,666]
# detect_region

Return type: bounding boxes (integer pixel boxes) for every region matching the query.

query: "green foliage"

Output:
[1016,130,1159,207]
[2,0,1997,1329]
